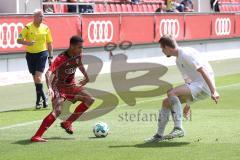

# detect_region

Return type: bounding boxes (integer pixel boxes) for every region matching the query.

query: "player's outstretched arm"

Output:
[197,67,220,104]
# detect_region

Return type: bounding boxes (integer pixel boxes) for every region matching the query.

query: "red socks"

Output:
[33,112,56,137]
[33,103,88,138]
[66,103,88,123]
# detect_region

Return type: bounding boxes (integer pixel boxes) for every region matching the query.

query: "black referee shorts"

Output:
[26,50,48,75]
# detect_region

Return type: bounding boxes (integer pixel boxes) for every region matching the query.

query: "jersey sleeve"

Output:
[46,27,53,43]
[50,56,62,73]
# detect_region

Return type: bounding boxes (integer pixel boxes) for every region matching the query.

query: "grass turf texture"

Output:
[0,72,240,160]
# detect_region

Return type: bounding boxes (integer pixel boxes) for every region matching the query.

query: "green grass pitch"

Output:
[0,70,240,160]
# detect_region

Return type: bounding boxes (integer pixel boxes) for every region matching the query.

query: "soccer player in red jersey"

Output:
[31,36,95,142]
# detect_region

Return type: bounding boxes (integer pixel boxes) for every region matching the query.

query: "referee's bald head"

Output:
[33,9,43,16]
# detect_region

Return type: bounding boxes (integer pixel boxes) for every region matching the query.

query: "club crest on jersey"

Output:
[65,67,76,74]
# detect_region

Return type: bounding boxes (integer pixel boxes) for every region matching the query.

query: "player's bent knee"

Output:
[85,97,95,106]
[167,89,177,97]
[53,109,61,117]
[162,98,171,108]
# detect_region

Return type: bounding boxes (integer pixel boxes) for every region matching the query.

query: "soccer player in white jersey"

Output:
[146,34,220,142]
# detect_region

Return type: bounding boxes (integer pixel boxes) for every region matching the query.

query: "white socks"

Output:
[169,96,183,129]
[157,107,170,136]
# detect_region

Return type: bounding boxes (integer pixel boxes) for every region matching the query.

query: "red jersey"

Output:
[50,50,82,87]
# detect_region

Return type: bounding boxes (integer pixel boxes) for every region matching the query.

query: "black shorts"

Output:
[26,51,48,75]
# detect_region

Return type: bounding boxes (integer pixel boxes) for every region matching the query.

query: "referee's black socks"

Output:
[35,83,47,105]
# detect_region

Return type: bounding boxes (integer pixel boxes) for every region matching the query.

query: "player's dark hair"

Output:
[158,35,177,49]
[70,35,83,46]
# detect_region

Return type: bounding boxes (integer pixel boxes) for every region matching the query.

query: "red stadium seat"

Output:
[63,5,68,12]
[147,4,154,12]
[137,4,144,12]
[142,4,148,12]
[232,5,238,11]
[222,5,229,12]
[95,4,105,13]
[152,4,158,12]
[121,4,128,12]
[105,4,111,12]
[132,4,139,12]
[53,4,66,13]
[116,4,122,12]
[219,5,224,12]
[126,4,133,12]
[110,4,117,12]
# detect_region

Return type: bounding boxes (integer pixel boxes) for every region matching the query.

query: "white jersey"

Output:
[176,47,215,97]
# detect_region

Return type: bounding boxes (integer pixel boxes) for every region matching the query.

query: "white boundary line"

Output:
[0,120,41,130]
[0,82,239,131]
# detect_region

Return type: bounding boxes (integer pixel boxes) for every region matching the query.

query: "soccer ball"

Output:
[93,122,109,138]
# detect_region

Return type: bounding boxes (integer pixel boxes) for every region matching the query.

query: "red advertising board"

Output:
[210,14,235,39]
[155,14,184,42]
[0,15,80,53]
[0,16,31,53]
[81,14,120,47]
[44,16,81,50]
[184,14,212,40]
[235,14,240,37]
[120,15,155,44]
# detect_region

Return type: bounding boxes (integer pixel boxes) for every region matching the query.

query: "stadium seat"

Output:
[121,4,128,12]
[152,4,158,12]
[226,6,232,12]
[219,5,224,12]
[94,4,99,12]
[63,5,68,12]
[132,4,139,12]
[116,4,122,12]
[95,4,105,13]
[105,4,111,12]
[53,4,65,13]
[147,4,154,12]
[110,4,117,12]
[137,4,144,12]
[222,5,229,12]
[126,4,133,12]
[235,5,240,11]
[232,6,238,11]
[142,4,148,12]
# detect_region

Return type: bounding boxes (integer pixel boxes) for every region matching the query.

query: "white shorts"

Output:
[186,81,211,101]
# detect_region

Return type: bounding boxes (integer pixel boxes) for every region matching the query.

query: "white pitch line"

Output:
[0,82,239,131]
[0,120,41,130]
[218,82,240,89]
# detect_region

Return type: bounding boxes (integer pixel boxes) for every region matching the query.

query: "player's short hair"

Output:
[70,36,84,46]
[158,34,177,49]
